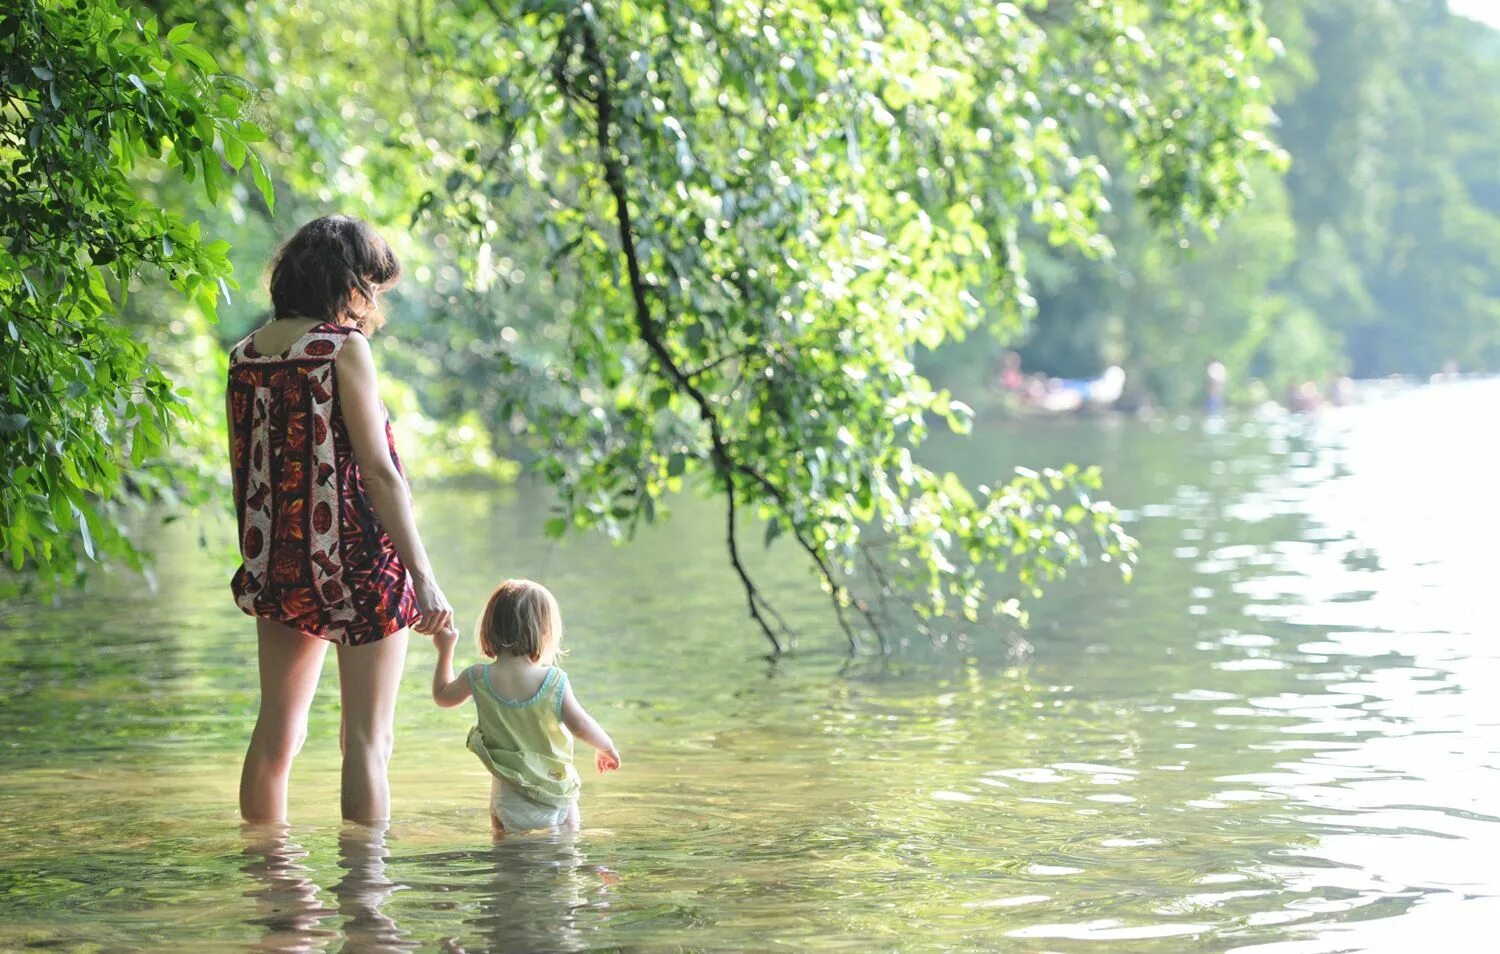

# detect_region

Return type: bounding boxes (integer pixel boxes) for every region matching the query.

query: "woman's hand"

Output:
[596,747,621,773]
[412,575,453,636]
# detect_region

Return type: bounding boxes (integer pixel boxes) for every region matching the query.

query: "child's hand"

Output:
[596,747,621,773]
[433,624,459,653]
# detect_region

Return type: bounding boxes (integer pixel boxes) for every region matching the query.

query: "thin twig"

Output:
[725,482,783,653]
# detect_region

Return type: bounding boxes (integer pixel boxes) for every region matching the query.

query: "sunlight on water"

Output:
[1,379,1497,950]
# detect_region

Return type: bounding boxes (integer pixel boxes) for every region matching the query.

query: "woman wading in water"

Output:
[227,215,453,823]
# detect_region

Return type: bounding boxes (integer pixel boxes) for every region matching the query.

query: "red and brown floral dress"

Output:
[227,322,419,645]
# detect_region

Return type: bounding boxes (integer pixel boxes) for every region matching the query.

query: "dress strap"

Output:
[228,333,255,365]
[231,321,354,365]
[553,668,569,721]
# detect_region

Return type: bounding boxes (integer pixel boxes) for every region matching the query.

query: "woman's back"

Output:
[227,319,416,645]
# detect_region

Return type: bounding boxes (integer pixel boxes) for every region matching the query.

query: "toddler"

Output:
[433,579,619,833]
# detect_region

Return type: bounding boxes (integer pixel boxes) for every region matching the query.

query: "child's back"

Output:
[432,579,619,834]
[466,659,581,828]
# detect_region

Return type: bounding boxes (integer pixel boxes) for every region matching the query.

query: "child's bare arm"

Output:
[561,683,620,772]
[432,628,473,708]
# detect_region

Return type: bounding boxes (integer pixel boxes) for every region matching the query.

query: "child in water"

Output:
[433,579,620,833]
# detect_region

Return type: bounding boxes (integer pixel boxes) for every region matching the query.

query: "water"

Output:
[2,379,1497,951]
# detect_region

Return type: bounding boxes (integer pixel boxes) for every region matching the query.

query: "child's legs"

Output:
[241,620,329,822]
[335,630,408,823]
[490,777,579,834]
[488,776,506,838]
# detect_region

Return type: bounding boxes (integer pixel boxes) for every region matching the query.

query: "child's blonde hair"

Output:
[476,579,563,664]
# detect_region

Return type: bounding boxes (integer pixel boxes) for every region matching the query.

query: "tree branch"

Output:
[576,19,788,653]
[575,15,901,657]
[725,484,783,654]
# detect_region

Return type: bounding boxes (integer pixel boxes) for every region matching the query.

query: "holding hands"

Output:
[433,622,460,652]
[412,573,453,636]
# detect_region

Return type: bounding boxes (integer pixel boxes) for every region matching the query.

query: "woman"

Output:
[227,215,452,823]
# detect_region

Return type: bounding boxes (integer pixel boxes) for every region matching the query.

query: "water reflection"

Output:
[241,823,414,952]
[404,832,614,953]
[335,824,414,952]
[465,834,612,954]
[240,823,335,952]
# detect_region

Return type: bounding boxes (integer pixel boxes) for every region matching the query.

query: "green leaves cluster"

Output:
[378,0,1274,649]
[2,0,1280,652]
[0,1,267,588]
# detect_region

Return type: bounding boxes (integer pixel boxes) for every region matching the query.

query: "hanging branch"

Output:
[575,21,787,653]
[572,16,904,656]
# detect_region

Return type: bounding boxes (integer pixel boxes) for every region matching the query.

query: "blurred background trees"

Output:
[992,0,1500,405]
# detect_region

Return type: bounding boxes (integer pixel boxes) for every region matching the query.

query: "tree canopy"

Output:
[0,0,269,588]
[14,0,1491,652]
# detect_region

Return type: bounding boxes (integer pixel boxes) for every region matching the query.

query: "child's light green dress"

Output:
[465,664,582,830]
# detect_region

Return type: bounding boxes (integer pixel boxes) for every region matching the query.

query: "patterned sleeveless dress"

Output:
[227,321,419,645]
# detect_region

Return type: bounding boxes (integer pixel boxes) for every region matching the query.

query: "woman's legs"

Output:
[336,630,408,823]
[241,620,329,821]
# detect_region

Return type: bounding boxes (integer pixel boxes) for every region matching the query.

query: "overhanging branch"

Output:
[576,21,788,653]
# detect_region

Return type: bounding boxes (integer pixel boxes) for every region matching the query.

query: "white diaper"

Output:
[489,776,575,832]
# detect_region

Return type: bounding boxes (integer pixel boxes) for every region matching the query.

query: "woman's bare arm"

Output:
[335,331,452,635]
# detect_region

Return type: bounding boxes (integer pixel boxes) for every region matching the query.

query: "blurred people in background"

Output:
[1329,374,1356,406]
[1286,380,1323,413]
[1205,358,1228,415]
[995,351,1026,393]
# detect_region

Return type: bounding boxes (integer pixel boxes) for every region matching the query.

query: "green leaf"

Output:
[222,133,246,170]
[248,152,275,211]
[174,42,219,73]
[130,423,148,467]
[76,508,95,561]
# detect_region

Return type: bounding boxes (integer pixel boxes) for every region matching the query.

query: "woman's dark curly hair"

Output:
[267,215,400,334]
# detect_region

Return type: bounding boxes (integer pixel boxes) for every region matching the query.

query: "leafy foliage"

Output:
[0,0,268,589]
[3,0,1287,652]
[358,0,1276,650]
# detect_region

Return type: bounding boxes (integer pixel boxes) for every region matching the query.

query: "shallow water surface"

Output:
[1,380,1497,951]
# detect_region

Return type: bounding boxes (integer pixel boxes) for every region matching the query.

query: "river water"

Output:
[1,379,1496,951]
